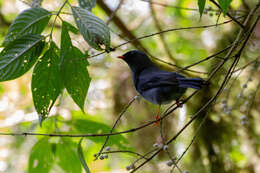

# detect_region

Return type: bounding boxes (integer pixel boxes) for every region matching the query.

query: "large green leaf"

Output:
[78,0,96,11]
[56,139,82,173]
[198,0,206,18]
[28,138,54,173]
[217,0,232,15]
[71,118,129,149]
[68,112,131,150]
[60,22,91,112]
[78,138,91,173]
[3,8,51,46]
[71,6,110,51]
[0,34,45,81]
[31,42,63,117]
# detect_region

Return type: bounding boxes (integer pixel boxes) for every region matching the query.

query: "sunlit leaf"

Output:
[28,138,54,173]
[3,8,51,46]
[71,6,110,51]
[31,42,63,118]
[0,34,45,81]
[78,0,96,11]
[217,0,232,15]
[78,138,91,173]
[60,22,91,112]
[198,0,206,18]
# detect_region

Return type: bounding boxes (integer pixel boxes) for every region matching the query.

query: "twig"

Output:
[150,1,177,63]
[171,109,209,173]
[106,0,124,24]
[50,0,68,40]
[113,17,244,50]
[232,57,260,73]
[210,0,245,29]
[85,16,244,60]
[102,150,149,160]
[178,44,234,72]
[95,95,138,159]
[140,0,246,13]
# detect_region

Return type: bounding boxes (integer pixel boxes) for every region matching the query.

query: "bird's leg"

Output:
[154,105,161,126]
[176,99,183,107]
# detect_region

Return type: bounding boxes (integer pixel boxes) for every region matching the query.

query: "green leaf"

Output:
[3,8,51,46]
[60,22,91,112]
[0,34,45,81]
[56,139,82,173]
[78,138,91,173]
[28,138,54,173]
[31,42,63,118]
[62,21,79,34]
[78,0,96,11]
[217,0,232,15]
[198,0,206,18]
[68,112,131,150]
[71,6,110,51]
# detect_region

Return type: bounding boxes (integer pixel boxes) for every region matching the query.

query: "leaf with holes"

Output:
[28,138,54,173]
[0,34,45,82]
[3,8,51,46]
[78,0,96,11]
[31,42,63,118]
[217,0,232,15]
[71,6,110,51]
[60,22,91,112]
[198,0,206,18]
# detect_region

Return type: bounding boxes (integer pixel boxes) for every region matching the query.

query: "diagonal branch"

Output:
[210,0,245,29]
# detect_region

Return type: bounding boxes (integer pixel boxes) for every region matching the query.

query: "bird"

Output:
[117,50,204,124]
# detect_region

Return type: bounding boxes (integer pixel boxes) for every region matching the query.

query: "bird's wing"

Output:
[137,69,183,92]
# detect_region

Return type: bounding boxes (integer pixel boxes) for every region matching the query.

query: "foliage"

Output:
[0,0,260,173]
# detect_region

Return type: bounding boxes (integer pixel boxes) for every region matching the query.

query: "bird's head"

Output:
[117,50,155,73]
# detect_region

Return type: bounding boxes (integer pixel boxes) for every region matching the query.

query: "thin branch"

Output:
[95,95,138,159]
[150,2,177,63]
[106,0,124,24]
[113,17,244,50]
[210,0,245,29]
[50,0,68,40]
[97,0,148,52]
[232,57,260,73]
[171,110,209,173]
[178,44,234,72]
[85,16,244,60]
[102,150,149,160]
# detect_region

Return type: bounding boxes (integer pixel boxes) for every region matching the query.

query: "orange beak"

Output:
[117,55,124,59]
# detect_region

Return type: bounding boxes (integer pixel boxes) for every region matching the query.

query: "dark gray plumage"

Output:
[118,50,204,105]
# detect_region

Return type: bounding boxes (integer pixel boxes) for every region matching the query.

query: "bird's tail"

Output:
[177,78,206,90]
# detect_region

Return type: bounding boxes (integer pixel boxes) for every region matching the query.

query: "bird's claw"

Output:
[154,114,160,126]
[176,100,183,107]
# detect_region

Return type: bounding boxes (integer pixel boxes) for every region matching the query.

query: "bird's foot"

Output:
[176,100,183,107]
[154,114,160,126]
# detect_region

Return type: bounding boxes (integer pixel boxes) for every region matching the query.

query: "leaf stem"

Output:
[50,0,68,41]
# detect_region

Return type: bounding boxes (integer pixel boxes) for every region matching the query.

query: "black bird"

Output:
[118,50,204,122]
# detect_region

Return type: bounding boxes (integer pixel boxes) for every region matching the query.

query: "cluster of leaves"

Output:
[198,0,233,17]
[26,112,131,173]
[0,0,110,121]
